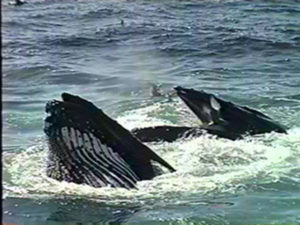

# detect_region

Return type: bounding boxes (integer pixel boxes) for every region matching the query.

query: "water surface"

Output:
[2,0,300,224]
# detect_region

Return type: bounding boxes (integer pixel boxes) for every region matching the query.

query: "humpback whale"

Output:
[133,86,287,142]
[44,93,175,189]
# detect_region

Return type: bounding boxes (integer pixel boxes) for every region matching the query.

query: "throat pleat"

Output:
[54,126,138,189]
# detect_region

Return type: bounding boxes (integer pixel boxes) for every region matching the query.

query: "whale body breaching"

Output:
[44,93,175,189]
[132,86,287,142]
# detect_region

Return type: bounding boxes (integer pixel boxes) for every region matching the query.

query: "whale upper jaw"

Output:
[174,86,223,126]
[44,93,175,189]
[174,86,287,136]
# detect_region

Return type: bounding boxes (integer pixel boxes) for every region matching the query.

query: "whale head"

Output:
[174,86,287,136]
[44,93,175,189]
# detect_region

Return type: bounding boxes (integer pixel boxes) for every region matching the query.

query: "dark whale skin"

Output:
[133,86,287,142]
[44,93,175,189]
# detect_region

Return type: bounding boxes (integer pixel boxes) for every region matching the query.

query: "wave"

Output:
[80,7,127,19]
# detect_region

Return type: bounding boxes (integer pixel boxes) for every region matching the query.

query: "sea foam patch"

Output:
[3,104,300,204]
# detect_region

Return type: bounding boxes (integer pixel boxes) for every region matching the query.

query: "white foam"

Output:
[3,104,300,204]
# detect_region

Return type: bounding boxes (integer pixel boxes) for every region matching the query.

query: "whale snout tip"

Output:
[174,86,183,91]
[174,86,188,95]
[45,100,54,113]
[61,92,74,101]
[45,100,61,113]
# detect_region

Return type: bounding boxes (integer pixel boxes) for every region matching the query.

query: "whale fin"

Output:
[44,93,175,189]
[132,126,199,142]
[132,124,244,142]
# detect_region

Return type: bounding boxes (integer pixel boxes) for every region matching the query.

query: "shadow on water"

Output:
[3,197,140,225]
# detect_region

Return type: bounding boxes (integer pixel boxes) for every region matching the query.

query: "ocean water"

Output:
[2,0,300,224]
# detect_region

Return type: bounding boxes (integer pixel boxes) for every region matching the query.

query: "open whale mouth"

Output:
[44,94,139,189]
[44,93,175,189]
[174,86,222,126]
[174,86,287,136]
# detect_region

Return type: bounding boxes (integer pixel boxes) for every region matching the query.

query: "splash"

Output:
[3,102,300,205]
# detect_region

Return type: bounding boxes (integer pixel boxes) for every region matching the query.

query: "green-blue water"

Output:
[2,0,300,224]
